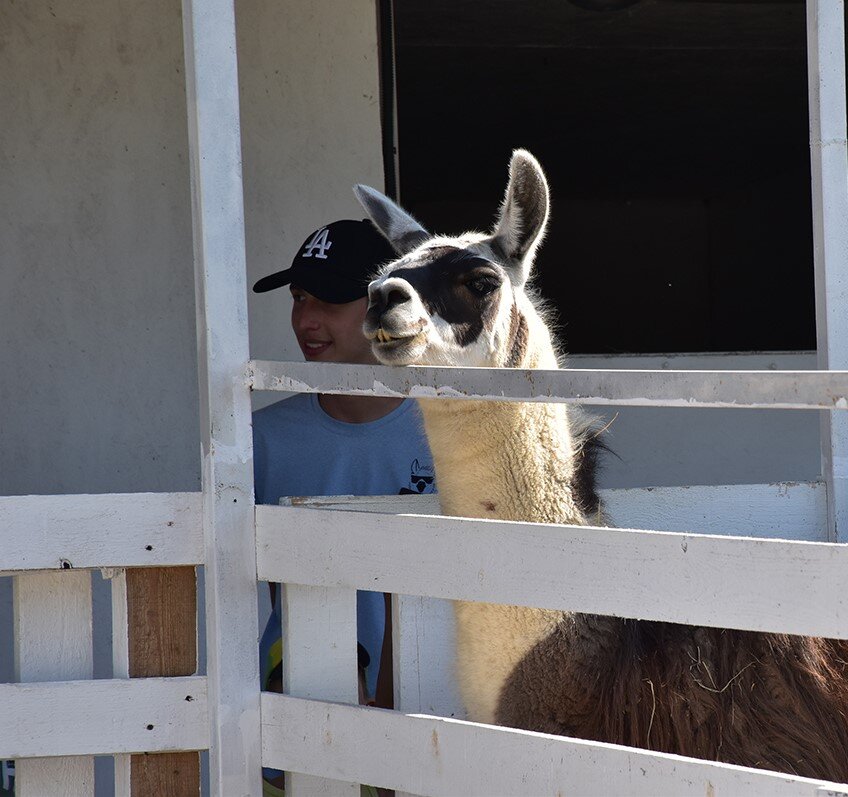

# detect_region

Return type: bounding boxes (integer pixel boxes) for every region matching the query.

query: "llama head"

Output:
[354,149,551,368]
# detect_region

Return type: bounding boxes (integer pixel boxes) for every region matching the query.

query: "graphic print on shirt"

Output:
[399,458,436,494]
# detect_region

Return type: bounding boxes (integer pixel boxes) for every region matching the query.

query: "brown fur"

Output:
[504,304,529,368]
[496,615,848,780]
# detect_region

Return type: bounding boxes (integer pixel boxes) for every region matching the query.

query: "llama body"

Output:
[355,151,848,779]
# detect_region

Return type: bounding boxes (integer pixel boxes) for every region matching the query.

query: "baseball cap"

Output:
[252,219,397,303]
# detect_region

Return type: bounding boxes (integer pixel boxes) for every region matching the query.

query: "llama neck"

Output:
[419,307,586,525]
[417,397,585,527]
[417,331,592,724]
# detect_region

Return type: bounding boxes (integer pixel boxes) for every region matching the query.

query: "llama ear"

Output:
[488,149,549,287]
[353,184,431,256]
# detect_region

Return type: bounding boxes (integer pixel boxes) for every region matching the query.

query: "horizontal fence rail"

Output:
[0,492,203,573]
[0,676,208,758]
[286,480,829,541]
[257,504,848,639]
[250,360,848,411]
[261,694,847,797]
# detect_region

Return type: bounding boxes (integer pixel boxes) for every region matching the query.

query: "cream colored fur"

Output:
[417,300,588,723]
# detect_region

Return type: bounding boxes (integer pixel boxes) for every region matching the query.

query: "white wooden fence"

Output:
[3,0,848,795]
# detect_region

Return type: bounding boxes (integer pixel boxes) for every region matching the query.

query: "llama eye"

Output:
[466,276,499,296]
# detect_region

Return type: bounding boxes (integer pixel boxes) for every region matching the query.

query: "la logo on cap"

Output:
[302,227,332,260]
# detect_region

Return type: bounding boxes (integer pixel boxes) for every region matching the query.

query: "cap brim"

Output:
[252,269,292,293]
[253,267,367,303]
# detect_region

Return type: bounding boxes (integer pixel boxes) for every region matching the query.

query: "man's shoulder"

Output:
[252,394,314,431]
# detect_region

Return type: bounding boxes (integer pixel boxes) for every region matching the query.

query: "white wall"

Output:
[238,0,386,377]
[575,351,821,489]
[0,0,199,498]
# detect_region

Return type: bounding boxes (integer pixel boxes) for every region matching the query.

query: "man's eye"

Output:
[467,277,499,296]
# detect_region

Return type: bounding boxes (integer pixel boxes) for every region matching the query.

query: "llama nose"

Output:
[368,280,413,315]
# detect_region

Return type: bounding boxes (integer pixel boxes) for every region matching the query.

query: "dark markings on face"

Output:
[504,304,529,367]
[387,247,504,347]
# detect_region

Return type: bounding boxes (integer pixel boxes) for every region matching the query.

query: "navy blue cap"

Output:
[252,219,397,303]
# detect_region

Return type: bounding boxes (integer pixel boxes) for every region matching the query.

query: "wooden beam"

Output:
[0,677,207,758]
[250,359,848,411]
[281,584,359,796]
[0,492,202,573]
[13,572,94,796]
[807,0,848,542]
[261,694,848,797]
[181,0,262,788]
[127,567,199,796]
[257,503,848,639]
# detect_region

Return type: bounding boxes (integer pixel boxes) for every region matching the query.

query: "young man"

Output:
[252,217,435,705]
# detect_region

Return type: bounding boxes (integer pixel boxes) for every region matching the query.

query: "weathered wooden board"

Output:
[289,483,829,725]
[0,492,202,573]
[111,570,131,796]
[251,360,848,411]
[126,567,199,795]
[602,480,827,540]
[0,676,207,758]
[13,571,94,796]
[807,0,848,543]
[182,0,262,788]
[282,585,359,797]
[283,480,828,540]
[257,504,848,639]
[261,694,848,797]
[127,567,197,678]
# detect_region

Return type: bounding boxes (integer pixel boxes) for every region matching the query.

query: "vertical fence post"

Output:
[807,0,848,542]
[282,584,358,796]
[112,566,200,797]
[181,0,262,792]
[13,571,94,796]
[111,569,131,797]
[126,568,199,793]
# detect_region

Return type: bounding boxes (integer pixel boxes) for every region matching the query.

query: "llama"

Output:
[354,150,848,780]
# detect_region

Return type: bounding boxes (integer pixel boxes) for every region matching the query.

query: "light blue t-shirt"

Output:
[253,392,435,698]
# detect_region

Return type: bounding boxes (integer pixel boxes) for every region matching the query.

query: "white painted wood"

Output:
[251,359,848,411]
[392,594,445,797]
[110,569,131,796]
[602,480,827,540]
[282,480,828,541]
[261,694,848,797]
[282,584,359,797]
[13,571,94,795]
[0,492,203,573]
[257,504,848,639]
[0,676,208,757]
[807,0,848,543]
[181,0,261,790]
[393,594,463,719]
[292,483,829,724]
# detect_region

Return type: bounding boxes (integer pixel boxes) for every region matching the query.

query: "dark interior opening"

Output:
[392,0,817,354]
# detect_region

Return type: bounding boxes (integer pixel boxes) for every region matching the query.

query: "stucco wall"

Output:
[0,0,385,493]
[239,0,387,376]
[0,1,199,498]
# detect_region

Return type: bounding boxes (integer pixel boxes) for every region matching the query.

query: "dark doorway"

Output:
[391,0,816,354]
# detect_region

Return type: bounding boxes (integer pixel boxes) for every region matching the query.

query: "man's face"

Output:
[290,286,375,364]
